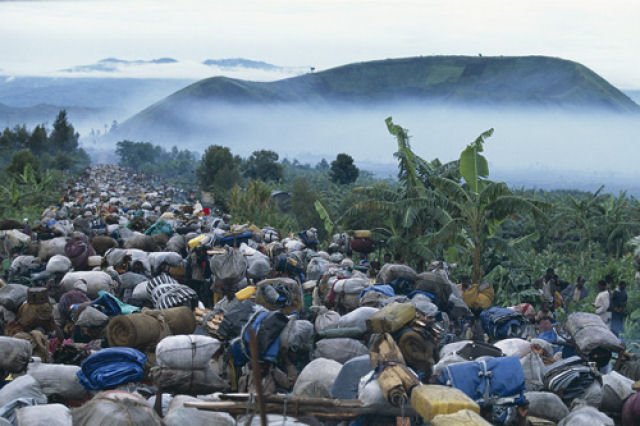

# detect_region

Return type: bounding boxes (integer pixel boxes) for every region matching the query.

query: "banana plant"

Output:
[314,200,336,240]
[430,129,549,282]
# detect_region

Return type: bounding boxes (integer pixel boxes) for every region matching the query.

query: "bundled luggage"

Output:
[146,273,198,310]
[60,271,115,298]
[293,358,343,398]
[155,335,221,370]
[377,263,417,285]
[150,365,228,394]
[338,306,378,334]
[0,375,47,424]
[27,361,87,400]
[0,336,32,373]
[331,355,372,399]
[331,273,371,313]
[411,385,480,422]
[369,333,419,407]
[366,301,416,334]
[106,306,196,350]
[71,391,163,426]
[525,391,569,423]
[16,404,72,426]
[438,356,527,406]
[210,246,247,284]
[543,356,601,405]
[0,284,29,312]
[313,338,368,364]
[565,312,623,355]
[480,307,527,339]
[463,283,495,311]
[230,310,289,365]
[255,278,302,315]
[77,347,147,390]
[414,271,452,310]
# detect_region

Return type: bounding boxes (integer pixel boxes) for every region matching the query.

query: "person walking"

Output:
[611,281,628,336]
[535,268,557,310]
[594,280,611,326]
[561,275,589,310]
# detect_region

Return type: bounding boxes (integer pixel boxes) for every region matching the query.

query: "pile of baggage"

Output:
[0,164,637,426]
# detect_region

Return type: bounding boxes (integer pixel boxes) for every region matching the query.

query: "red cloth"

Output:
[203,207,211,215]
[509,303,536,321]
[623,392,640,426]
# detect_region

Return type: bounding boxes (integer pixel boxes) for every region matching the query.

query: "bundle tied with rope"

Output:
[151,334,229,394]
[106,306,196,352]
[369,333,420,408]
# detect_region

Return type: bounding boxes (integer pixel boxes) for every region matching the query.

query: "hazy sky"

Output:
[1,0,639,88]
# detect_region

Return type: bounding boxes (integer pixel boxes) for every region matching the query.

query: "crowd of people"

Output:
[0,164,639,425]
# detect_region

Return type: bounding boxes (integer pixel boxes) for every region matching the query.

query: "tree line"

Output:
[0,110,90,220]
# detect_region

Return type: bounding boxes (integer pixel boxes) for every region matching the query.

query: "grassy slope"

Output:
[118,55,640,138]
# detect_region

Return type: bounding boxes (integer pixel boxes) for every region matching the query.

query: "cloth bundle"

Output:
[216,300,265,340]
[146,273,198,310]
[150,366,228,394]
[152,334,227,394]
[0,375,47,424]
[313,338,368,364]
[77,347,147,390]
[369,333,420,406]
[16,302,55,332]
[414,271,453,310]
[106,306,196,350]
[396,327,435,375]
[437,356,527,407]
[12,330,51,362]
[27,362,87,400]
[64,233,96,270]
[565,312,623,355]
[543,356,599,403]
[255,278,303,315]
[0,336,32,373]
[480,307,526,339]
[71,390,163,426]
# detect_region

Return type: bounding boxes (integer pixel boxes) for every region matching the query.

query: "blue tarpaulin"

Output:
[438,355,527,407]
[77,347,146,390]
[359,284,395,299]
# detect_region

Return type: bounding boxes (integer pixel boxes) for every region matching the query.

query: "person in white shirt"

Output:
[594,280,611,325]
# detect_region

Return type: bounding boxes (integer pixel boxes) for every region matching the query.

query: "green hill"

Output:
[116,55,639,141]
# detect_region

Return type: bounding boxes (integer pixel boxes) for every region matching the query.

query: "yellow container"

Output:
[235,286,256,301]
[366,302,416,333]
[188,234,207,248]
[410,385,479,421]
[462,283,495,311]
[354,230,372,239]
[431,409,490,426]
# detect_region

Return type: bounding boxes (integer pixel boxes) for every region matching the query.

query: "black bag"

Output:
[457,341,504,360]
[255,311,289,355]
[217,300,260,340]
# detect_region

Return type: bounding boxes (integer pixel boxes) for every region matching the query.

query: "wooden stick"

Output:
[219,393,363,407]
[248,328,267,426]
[184,400,418,418]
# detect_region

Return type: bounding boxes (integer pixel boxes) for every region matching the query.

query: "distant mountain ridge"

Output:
[202,58,280,70]
[115,55,639,141]
[61,57,179,73]
[59,57,287,75]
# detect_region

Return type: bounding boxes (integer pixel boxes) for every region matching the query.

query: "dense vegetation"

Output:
[0,110,90,220]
